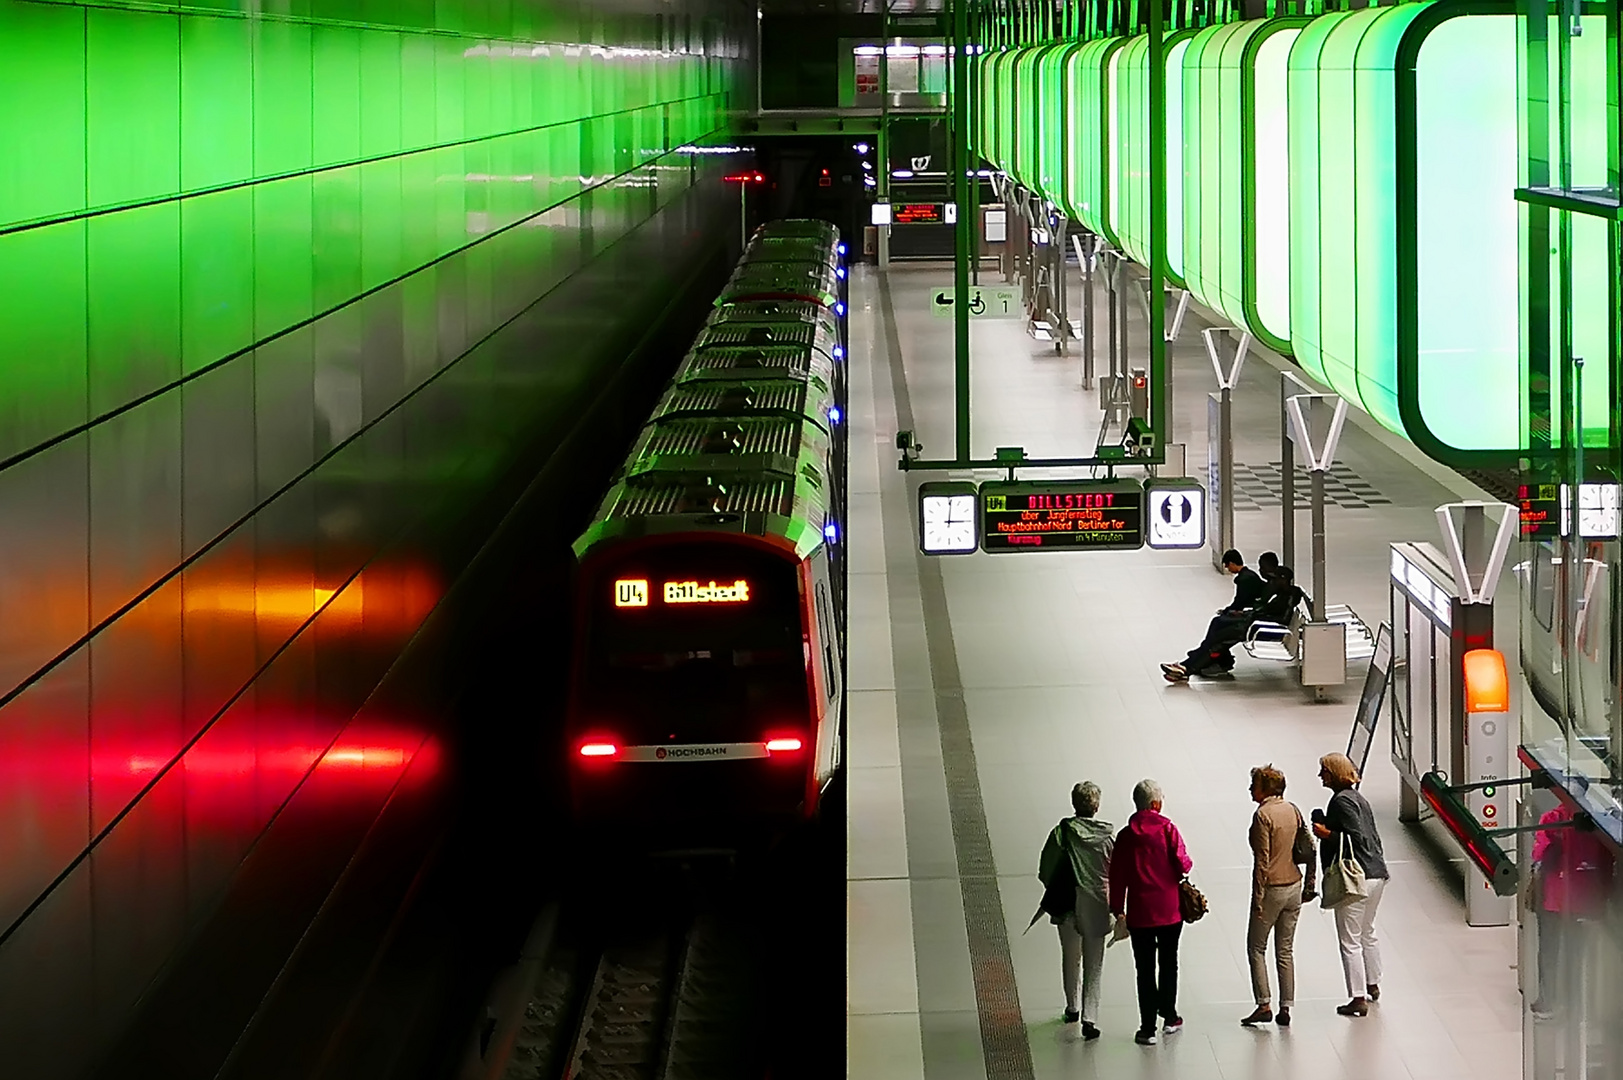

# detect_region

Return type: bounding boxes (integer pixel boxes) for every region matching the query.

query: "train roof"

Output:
[693,318,835,359]
[707,298,836,328]
[715,261,840,310]
[652,376,834,431]
[675,340,836,387]
[573,219,842,564]
[753,219,841,244]
[573,457,831,562]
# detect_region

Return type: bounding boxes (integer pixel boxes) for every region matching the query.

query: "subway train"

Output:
[565,221,847,822]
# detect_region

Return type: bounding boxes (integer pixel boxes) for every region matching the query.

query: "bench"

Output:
[1243,602,1376,664]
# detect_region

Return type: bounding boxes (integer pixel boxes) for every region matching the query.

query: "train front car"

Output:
[566,223,846,828]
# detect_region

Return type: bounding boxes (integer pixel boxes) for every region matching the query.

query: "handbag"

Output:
[1168,827,1207,923]
[1178,877,1209,923]
[1320,833,1369,910]
[1290,804,1315,867]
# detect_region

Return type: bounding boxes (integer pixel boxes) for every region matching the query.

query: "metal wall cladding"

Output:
[0,0,747,1072]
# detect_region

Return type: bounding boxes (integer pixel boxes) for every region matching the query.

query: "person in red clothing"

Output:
[1109,778,1194,1045]
[1530,802,1614,1018]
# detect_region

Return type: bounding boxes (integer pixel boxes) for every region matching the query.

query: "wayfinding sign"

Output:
[929,286,1021,319]
[979,479,1143,552]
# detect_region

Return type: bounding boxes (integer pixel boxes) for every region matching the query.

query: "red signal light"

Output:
[579,742,619,758]
[765,737,803,753]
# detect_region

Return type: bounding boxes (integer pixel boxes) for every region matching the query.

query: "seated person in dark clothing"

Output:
[1253,566,1308,625]
[1161,550,1271,681]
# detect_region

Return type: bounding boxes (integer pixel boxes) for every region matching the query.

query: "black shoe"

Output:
[1081,1021,1101,1041]
[1134,1028,1157,1046]
[1276,1008,1291,1027]
[1063,1009,1080,1024]
[1336,998,1369,1017]
[1240,1005,1273,1026]
[1366,983,1380,1002]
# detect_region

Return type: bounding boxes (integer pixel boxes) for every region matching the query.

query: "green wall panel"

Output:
[1063,38,1120,240]
[0,4,745,1068]
[1248,24,1300,351]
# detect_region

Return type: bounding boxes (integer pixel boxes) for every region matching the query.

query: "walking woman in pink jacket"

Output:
[1109,779,1194,1045]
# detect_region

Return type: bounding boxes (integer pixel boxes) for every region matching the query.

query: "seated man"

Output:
[1161,549,1271,681]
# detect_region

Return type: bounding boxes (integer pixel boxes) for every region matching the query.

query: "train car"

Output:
[565,222,847,824]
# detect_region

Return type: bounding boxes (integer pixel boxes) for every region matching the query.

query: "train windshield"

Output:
[580,544,808,740]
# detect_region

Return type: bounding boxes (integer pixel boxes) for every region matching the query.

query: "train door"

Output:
[808,549,843,790]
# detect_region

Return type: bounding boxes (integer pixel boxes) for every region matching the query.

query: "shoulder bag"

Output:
[1290,804,1315,866]
[1320,832,1369,910]
[1167,826,1207,923]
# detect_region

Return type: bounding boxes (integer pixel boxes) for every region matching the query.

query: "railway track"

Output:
[486,903,758,1080]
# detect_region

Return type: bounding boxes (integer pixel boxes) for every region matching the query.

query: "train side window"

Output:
[816,583,838,700]
[1532,542,1555,631]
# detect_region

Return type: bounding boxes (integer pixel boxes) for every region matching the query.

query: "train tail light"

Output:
[578,742,619,758]
[765,737,803,754]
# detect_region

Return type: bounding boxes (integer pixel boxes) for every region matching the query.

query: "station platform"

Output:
[845,262,1523,1080]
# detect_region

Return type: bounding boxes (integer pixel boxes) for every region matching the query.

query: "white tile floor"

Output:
[846,263,1524,1080]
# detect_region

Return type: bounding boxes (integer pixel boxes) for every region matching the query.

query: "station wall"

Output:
[0,0,746,1072]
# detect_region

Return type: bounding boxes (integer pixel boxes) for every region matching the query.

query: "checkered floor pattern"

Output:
[1228,461,1393,512]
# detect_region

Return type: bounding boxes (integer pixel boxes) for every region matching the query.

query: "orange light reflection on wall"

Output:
[124,741,423,778]
[181,565,442,633]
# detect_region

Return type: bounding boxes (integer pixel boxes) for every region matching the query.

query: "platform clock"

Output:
[918,481,979,555]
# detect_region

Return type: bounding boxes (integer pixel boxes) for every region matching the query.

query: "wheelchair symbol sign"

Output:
[929,287,1020,319]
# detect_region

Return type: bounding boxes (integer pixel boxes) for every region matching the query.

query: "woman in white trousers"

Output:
[1314,752,1390,1017]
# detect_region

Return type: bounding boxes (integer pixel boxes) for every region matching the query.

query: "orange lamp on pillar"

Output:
[1461,647,1514,924]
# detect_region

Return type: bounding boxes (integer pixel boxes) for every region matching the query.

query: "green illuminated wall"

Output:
[1063,38,1120,240]
[981,3,1558,464]
[1037,43,1074,206]
[1181,20,1251,330]
[0,0,731,462]
[0,0,742,1069]
[1289,0,1526,456]
[1248,22,1299,351]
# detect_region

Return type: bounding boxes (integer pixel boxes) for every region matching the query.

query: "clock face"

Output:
[921,493,977,553]
[1579,483,1619,538]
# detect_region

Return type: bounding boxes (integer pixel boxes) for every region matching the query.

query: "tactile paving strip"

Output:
[1230,461,1392,512]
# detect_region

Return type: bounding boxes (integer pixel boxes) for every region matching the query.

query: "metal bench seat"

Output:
[1243,602,1375,664]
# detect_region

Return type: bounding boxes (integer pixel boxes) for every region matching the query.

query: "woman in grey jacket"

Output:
[1313,752,1390,1017]
[1037,781,1116,1038]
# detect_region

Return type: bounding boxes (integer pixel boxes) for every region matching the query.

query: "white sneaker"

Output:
[1162,1017,1184,1035]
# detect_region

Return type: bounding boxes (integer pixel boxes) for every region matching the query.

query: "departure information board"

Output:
[979,479,1144,552]
[1518,482,1558,538]
[893,203,945,224]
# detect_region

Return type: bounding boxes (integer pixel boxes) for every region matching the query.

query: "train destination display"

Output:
[979,479,1144,552]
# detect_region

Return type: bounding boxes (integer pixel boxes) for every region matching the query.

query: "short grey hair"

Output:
[1072,781,1101,817]
[1132,779,1164,811]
